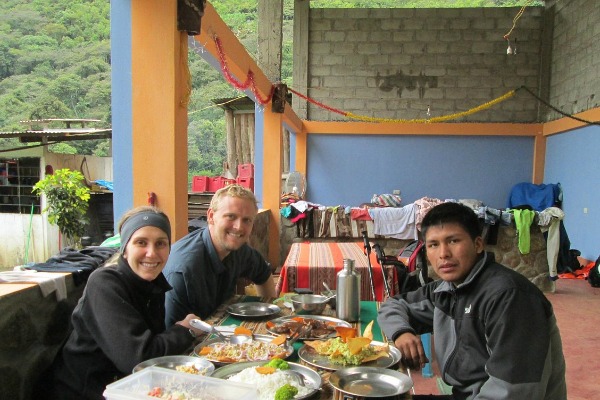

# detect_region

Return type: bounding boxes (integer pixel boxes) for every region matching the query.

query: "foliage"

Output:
[32,168,90,245]
[0,0,111,156]
[1,0,542,171]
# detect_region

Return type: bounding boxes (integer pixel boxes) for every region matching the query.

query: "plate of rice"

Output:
[210,360,321,400]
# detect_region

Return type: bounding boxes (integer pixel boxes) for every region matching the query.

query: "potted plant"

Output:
[33,168,91,248]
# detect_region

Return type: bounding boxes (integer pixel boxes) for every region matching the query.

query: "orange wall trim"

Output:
[543,107,600,136]
[303,121,542,136]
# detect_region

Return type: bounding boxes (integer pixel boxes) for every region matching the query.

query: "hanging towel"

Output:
[538,207,565,279]
[512,209,536,254]
[368,203,418,240]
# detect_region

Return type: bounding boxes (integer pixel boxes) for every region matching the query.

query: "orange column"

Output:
[262,109,283,268]
[131,0,189,240]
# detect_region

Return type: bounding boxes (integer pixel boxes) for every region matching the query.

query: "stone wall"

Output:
[305,7,544,123]
[544,0,600,120]
[280,216,554,293]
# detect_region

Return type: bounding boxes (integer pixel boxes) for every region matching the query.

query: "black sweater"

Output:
[51,257,193,399]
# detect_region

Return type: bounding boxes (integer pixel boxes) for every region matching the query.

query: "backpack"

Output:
[588,256,600,288]
[373,240,430,294]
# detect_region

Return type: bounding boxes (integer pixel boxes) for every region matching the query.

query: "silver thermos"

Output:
[336,258,360,322]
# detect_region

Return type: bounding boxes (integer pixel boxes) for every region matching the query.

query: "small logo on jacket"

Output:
[465,304,472,314]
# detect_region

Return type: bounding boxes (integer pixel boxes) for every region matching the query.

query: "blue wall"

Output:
[305,134,534,209]
[545,125,600,261]
[110,0,133,227]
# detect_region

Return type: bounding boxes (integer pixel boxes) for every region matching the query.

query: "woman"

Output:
[49,206,203,399]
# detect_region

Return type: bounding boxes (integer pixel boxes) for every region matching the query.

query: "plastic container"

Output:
[336,259,360,322]
[103,366,257,400]
[191,176,208,192]
[237,163,254,178]
[236,177,254,191]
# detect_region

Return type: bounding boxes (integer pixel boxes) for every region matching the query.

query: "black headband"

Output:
[119,212,171,253]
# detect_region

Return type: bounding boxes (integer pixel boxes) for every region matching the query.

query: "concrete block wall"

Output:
[546,0,600,120]
[306,7,544,122]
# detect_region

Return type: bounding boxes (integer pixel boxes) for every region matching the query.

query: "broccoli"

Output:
[274,383,298,400]
[264,358,290,370]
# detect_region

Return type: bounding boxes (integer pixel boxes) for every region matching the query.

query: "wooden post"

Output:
[225,109,237,176]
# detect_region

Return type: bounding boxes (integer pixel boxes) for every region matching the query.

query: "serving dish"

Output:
[297,340,401,371]
[210,360,321,400]
[265,315,351,339]
[226,302,281,318]
[132,355,215,375]
[329,366,413,397]
[193,334,293,365]
[289,294,329,315]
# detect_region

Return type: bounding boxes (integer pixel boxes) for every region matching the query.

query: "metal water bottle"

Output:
[336,259,360,322]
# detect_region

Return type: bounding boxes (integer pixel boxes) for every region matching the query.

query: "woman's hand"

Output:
[394,332,429,370]
[176,314,202,336]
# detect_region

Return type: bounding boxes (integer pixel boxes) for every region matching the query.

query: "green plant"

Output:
[33,168,90,246]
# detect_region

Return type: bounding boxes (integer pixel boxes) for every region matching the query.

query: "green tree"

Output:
[33,168,90,247]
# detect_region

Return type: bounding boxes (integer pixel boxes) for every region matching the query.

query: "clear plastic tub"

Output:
[103,365,257,400]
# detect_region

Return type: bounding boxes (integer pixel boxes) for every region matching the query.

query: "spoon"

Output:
[323,281,332,293]
[189,319,232,342]
[318,292,337,304]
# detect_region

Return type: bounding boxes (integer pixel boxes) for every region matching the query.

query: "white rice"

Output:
[227,367,312,400]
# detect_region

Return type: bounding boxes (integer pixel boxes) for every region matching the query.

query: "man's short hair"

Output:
[421,202,481,240]
[210,184,258,212]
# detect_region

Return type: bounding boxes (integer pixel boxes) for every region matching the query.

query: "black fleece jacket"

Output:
[50,257,193,400]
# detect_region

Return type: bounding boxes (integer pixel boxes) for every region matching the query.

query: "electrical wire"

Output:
[503,0,535,40]
[518,86,600,126]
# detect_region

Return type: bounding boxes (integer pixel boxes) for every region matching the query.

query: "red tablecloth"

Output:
[276,242,397,301]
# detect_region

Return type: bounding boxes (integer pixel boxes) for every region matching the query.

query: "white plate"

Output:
[210,361,321,400]
[297,340,401,371]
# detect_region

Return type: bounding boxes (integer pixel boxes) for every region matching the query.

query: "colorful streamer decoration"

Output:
[214,36,274,105]
[212,35,516,123]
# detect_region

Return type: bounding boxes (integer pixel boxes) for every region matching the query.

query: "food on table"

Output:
[274,383,298,400]
[174,364,211,375]
[227,359,312,400]
[147,386,222,399]
[234,326,253,336]
[266,317,338,338]
[304,325,389,366]
[264,358,291,370]
[198,339,289,363]
[362,320,374,340]
[269,334,288,345]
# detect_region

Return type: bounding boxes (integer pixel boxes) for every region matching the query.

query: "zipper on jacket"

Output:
[442,289,459,379]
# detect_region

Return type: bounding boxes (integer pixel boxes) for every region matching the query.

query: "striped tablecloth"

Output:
[196,295,411,400]
[276,242,398,301]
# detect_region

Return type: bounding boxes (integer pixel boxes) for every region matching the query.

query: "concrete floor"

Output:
[409,278,600,398]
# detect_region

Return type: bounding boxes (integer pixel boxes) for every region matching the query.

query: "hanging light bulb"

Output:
[427,105,431,118]
[506,38,513,55]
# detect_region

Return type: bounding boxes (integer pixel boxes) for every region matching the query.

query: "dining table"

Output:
[194,294,413,400]
[276,241,400,302]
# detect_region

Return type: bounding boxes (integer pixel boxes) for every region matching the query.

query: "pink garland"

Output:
[214,36,274,105]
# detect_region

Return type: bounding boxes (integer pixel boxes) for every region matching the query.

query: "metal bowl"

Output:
[329,366,413,397]
[290,294,328,315]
